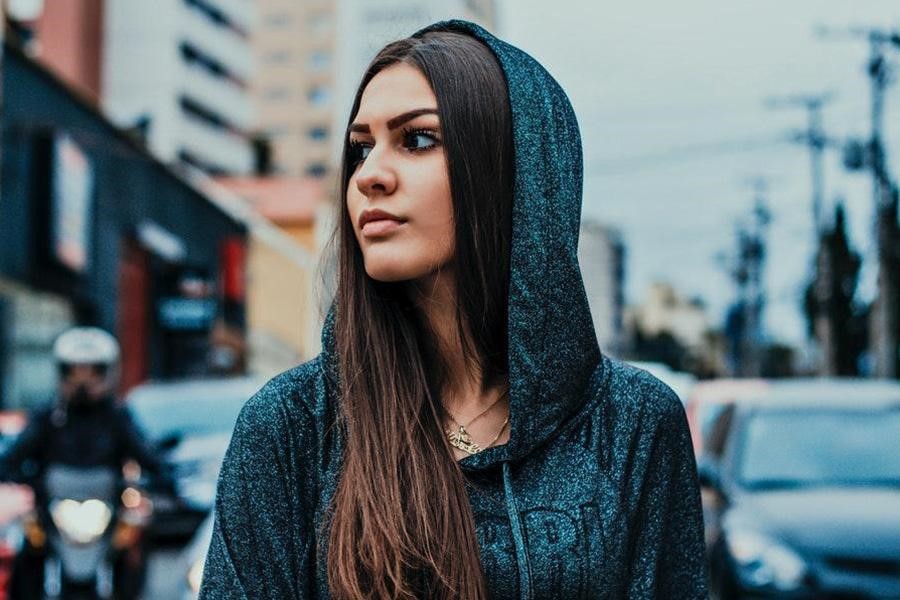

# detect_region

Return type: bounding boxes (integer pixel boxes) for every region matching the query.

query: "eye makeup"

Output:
[400,127,441,153]
[347,124,442,168]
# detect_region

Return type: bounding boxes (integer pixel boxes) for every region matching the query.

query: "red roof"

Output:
[216,177,328,225]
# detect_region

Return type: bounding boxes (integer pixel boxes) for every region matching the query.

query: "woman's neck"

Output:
[409,268,485,405]
[410,267,511,456]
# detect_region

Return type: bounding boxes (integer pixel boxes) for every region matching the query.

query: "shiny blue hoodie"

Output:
[199,20,707,600]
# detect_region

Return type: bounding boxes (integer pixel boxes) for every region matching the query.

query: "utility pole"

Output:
[743,179,771,377]
[817,26,900,378]
[766,92,837,374]
[866,33,900,378]
[766,93,834,236]
[720,179,771,377]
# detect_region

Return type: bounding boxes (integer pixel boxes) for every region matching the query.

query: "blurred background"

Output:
[0,0,898,598]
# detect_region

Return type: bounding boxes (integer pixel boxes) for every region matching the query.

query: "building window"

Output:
[264,87,293,101]
[309,13,332,35]
[265,50,292,64]
[308,86,331,107]
[306,163,328,178]
[178,149,226,176]
[265,12,292,28]
[267,126,292,139]
[179,41,247,88]
[309,50,331,72]
[183,0,247,37]
[308,126,328,141]
[179,96,233,130]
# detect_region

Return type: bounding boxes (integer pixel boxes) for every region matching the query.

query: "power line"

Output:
[587,134,788,175]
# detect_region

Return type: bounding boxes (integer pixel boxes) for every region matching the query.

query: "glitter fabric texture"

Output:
[200,20,707,600]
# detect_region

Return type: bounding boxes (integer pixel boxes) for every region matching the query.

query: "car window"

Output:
[128,384,258,440]
[739,407,900,489]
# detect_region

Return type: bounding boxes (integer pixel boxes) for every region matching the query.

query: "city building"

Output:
[0,45,249,408]
[578,220,626,355]
[20,0,104,99]
[623,281,726,376]
[103,0,257,175]
[252,0,497,178]
[628,282,711,351]
[214,175,331,371]
[252,0,336,178]
[2,1,338,405]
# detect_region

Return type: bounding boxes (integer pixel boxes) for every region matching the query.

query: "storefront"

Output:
[0,44,247,408]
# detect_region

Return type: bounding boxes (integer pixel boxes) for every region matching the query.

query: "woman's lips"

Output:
[361,218,404,237]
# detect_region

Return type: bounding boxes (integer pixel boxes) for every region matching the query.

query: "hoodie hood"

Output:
[321,19,601,469]
[202,22,709,600]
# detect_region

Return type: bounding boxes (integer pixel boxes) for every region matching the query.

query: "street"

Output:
[146,544,187,600]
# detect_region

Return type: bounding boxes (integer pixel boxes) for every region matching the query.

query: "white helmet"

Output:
[53,327,120,366]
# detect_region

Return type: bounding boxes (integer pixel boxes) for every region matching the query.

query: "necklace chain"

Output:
[444,389,510,456]
[445,389,508,430]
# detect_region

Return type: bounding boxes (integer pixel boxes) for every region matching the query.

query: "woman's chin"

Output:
[361,246,453,283]
[363,260,419,283]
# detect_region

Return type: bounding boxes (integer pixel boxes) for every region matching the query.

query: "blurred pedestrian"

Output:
[201,20,706,599]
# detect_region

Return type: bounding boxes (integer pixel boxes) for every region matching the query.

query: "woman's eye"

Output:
[403,130,438,152]
[348,141,371,165]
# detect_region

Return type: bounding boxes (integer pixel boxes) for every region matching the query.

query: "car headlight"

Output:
[49,499,113,545]
[188,556,205,593]
[726,529,807,591]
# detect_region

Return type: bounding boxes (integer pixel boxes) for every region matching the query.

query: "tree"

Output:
[803,203,866,375]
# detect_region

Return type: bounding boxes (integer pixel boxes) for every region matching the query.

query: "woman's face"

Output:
[346,63,454,283]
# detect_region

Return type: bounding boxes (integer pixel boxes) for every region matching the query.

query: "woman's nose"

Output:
[355,149,397,197]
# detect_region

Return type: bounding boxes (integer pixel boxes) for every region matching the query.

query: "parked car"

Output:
[699,379,900,599]
[686,379,769,457]
[126,377,265,540]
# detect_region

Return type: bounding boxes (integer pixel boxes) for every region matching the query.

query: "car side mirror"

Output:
[696,457,722,491]
[157,432,181,453]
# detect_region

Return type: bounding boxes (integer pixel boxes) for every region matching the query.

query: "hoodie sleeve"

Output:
[625,382,708,599]
[199,387,317,599]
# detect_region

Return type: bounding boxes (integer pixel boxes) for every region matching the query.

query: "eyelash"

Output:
[401,127,440,152]
[347,127,440,166]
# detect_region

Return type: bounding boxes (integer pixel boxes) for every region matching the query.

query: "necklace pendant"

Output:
[447,425,482,455]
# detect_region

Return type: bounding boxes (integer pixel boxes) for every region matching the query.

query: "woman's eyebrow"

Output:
[349,108,439,134]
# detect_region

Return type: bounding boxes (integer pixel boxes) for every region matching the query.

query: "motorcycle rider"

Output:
[0,326,179,598]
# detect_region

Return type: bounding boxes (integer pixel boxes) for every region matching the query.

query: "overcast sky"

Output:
[495,0,900,345]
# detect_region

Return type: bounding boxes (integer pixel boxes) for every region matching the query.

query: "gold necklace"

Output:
[444,390,510,455]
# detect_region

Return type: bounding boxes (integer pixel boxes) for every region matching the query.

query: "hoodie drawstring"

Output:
[502,461,533,600]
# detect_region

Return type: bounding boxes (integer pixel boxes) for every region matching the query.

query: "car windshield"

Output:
[129,383,258,440]
[740,406,900,489]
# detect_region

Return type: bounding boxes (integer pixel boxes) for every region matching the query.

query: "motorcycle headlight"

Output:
[726,529,808,591]
[49,499,113,545]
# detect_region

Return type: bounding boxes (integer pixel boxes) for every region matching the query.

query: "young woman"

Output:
[200,20,707,600]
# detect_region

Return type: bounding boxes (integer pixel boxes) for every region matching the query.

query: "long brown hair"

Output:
[327,30,514,599]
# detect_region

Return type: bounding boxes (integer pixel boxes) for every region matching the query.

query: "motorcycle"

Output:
[10,464,153,600]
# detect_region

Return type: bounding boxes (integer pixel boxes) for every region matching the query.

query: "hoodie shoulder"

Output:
[239,355,329,430]
[202,358,326,599]
[595,357,685,428]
